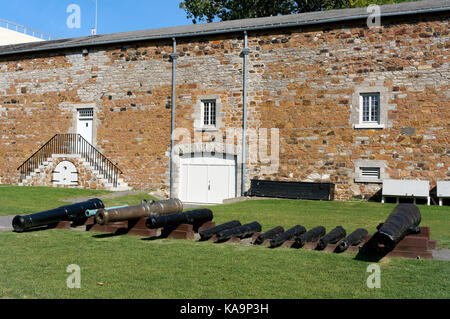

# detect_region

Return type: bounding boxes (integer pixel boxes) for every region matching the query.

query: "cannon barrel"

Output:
[254,226,285,245]
[12,198,104,232]
[85,205,128,218]
[146,209,213,229]
[95,198,183,225]
[270,225,306,248]
[362,204,421,255]
[316,226,346,250]
[216,222,262,242]
[294,226,326,248]
[336,228,368,252]
[199,220,241,241]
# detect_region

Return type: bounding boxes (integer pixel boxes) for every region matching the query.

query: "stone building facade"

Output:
[0,1,449,202]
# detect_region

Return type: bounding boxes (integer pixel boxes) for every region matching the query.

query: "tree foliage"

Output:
[180,0,414,23]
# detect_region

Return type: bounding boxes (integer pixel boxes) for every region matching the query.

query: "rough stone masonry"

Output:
[0,9,448,200]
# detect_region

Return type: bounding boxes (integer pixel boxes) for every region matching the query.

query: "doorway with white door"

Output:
[179,153,236,204]
[77,108,93,144]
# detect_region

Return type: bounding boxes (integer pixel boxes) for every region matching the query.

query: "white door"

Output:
[77,108,93,144]
[179,153,236,204]
[53,161,78,186]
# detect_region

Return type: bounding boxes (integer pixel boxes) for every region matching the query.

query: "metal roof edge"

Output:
[0,5,449,57]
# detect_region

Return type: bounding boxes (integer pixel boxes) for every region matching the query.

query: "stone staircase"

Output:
[17,134,131,192]
[18,154,131,191]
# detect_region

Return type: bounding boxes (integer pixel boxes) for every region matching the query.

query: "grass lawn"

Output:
[0,186,449,299]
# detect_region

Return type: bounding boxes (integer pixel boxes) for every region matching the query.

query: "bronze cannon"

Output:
[95,198,183,225]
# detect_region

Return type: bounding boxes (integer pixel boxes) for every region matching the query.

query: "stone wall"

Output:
[0,12,448,200]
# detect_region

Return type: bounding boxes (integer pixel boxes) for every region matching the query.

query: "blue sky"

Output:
[0,0,193,39]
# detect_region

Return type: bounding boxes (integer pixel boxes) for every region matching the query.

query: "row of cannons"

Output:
[12,199,436,260]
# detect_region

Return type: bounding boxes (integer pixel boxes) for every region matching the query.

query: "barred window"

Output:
[78,108,93,118]
[360,93,380,124]
[202,100,216,127]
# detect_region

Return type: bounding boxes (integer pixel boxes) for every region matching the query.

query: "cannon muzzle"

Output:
[146,209,213,229]
[254,226,285,245]
[216,222,261,242]
[12,198,104,232]
[336,228,368,253]
[316,226,346,250]
[269,225,306,248]
[199,220,241,241]
[294,226,326,248]
[361,204,421,255]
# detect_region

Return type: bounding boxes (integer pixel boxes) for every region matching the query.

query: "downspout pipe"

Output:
[170,38,178,198]
[241,31,250,196]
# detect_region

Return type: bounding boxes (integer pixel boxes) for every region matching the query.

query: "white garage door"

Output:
[179,153,236,204]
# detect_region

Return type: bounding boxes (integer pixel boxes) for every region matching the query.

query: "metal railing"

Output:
[0,18,60,41]
[17,134,122,188]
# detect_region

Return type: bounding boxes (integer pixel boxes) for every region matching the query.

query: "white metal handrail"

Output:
[0,18,60,40]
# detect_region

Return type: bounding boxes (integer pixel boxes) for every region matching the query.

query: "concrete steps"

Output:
[18,155,130,191]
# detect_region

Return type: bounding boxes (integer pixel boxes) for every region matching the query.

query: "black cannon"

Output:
[360,204,421,256]
[12,198,104,233]
[316,226,346,250]
[199,220,241,241]
[216,222,262,242]
[270,225,306,248]
[146,209,213,229]
[335,228,368,253]
[294,226,326,248]
[254,226,285,245]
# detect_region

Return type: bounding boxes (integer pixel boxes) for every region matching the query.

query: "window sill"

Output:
[353,123,385,129]
[194,126,219,132]
[355,178,382,183]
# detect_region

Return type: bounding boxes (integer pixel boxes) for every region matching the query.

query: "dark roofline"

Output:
[0,0,449,57]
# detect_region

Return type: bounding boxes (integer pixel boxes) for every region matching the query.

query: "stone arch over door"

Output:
[53,160,78,186]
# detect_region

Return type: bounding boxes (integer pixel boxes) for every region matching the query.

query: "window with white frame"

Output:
[202,100,217,127]
[360,93,380,125]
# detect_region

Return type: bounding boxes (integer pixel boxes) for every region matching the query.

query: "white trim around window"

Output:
[350,85,392,129]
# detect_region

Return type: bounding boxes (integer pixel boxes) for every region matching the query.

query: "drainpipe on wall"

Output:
[241,31,250,197]
[169,37,178,198]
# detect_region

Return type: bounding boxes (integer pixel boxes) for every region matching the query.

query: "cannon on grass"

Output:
[199,220,241,241]
[335,228,368,253]
[12,198,104,233]
[85,205,128,218]
[95,198,183,225]
[294,226,326,248]
[269,225,306,248]
[216,222,262,242]
[359,204,421,257]
[146,208,213,229]
[316,226,346,250]
[254,226,285,245]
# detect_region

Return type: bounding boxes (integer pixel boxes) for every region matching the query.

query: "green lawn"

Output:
[0,186,449,299]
